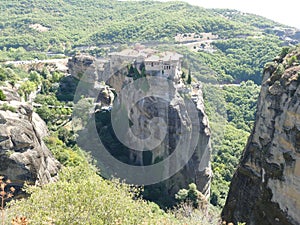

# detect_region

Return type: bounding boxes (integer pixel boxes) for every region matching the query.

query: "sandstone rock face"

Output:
[222,48,300,225]
[113,81,212,200]
[162,85,212,200]
[0,101,61,194]
[68,54,110,84]
[67,54,117,102]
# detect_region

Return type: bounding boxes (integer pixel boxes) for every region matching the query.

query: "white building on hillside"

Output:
[144,51,183,79]
[109,45,183,80]
[109,47,157,68]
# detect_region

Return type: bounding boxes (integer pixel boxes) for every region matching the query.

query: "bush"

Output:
[6,165,221,224]
[6,166,178,225]
[274,63,285,76]
[29,71,42,86]
[172,202,221,225]
[280,46,290,59]
[0,103,16,112]
[44,135,86,167]
[288,55,298,67]
[175,183,207,209]
[0,90,6,101]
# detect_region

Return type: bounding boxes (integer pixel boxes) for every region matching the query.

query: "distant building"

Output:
[174,32,218,43]
[144,51,183,79]
[109,48,157,67]
[108,45,183,80]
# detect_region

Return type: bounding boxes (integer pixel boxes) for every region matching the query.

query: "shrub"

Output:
[28,71,42,86]
[44,135,86,167]
[6,166,178,225]
[0,90,6,101]
[274,63,285,76]
[0,103,16,112]
[175,183,207,209]
[0,176,15,225]
[288,55,298,67]
[172,203,221,225]
[280,46,290,59]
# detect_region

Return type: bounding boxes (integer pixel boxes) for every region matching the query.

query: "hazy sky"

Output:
[164,0,300,29]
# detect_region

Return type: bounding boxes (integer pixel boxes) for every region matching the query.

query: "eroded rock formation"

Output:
[222,47,300,225]
[69,53,212,205]
[0,98,61,196]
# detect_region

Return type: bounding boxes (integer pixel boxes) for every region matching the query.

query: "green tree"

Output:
[6,166,179,225]
[175,183,206,209]
[0,67,7,81]
[29,71,42,86]
[181,71,186,79]
[51,71,64,83]
[57,127,76,147]
[187,69,192,84]
[18,81,37,101]
[41,79,52,94]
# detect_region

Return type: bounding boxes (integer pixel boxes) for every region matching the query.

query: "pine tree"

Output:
[187,69,192,84]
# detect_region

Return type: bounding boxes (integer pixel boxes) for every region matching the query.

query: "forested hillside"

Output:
[0,0,286,50]
[203,81,260,207]
[0,0,297,83]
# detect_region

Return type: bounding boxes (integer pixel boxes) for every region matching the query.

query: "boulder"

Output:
[0,102,61,196]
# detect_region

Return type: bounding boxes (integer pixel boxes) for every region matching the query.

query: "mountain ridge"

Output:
[0,0,298,52]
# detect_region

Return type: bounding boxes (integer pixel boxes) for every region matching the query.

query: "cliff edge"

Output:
[222,47,300,225]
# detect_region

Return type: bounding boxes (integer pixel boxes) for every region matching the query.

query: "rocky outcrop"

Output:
[0,101,61,196]
[161,85,212,201]
[222,47,300,225]
[70,53,212,205]
[68,54,110,84]
[96,85,114,106]
[0,86,21,101]
[112,80,212,202]
[67,54,117,102]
